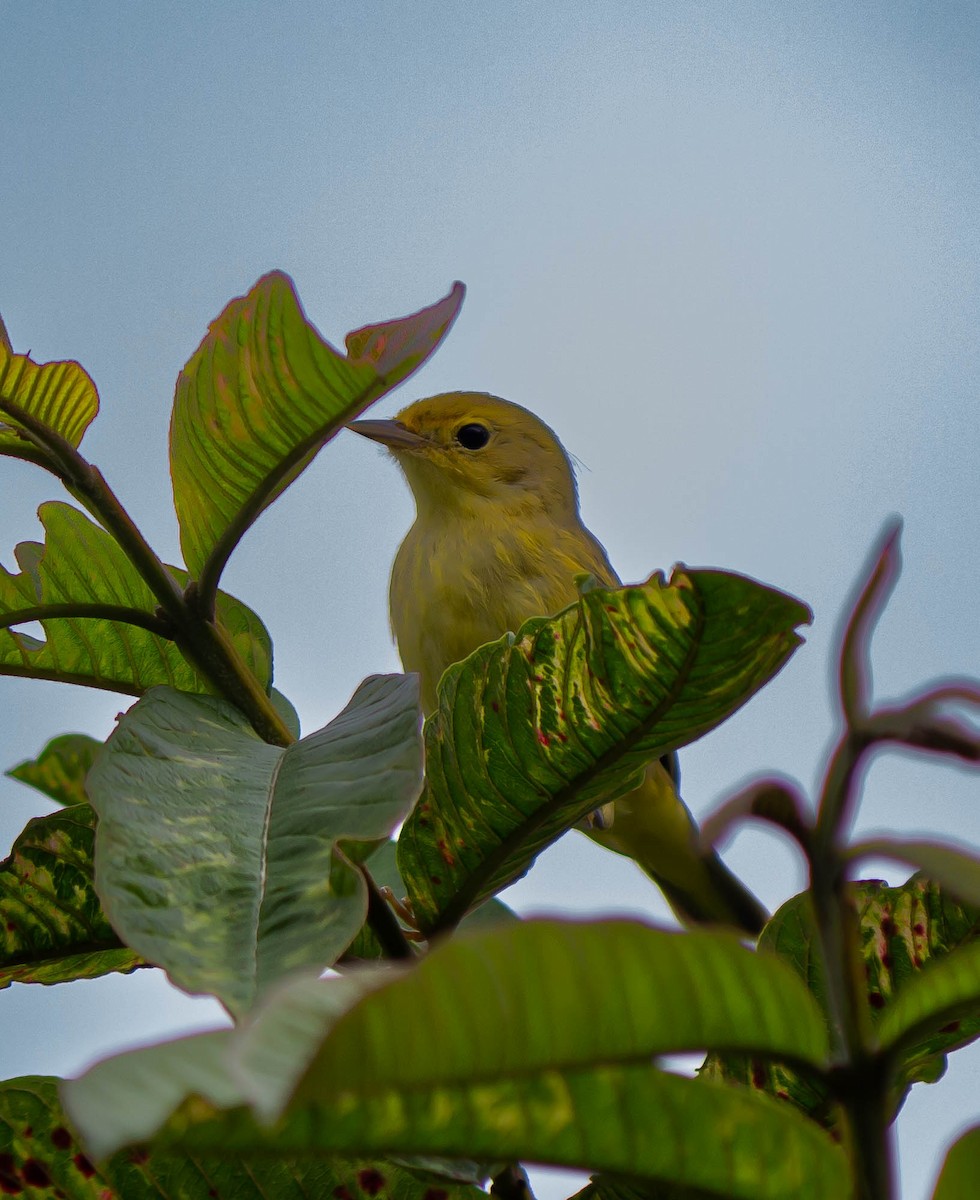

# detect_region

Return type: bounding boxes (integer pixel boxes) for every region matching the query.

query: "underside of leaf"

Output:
[87,677,422,1015]
[0,338,100,464]
[0,501,272,695]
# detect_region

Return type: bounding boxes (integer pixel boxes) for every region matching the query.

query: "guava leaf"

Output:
[170,272,464,598]
[4,1076,482,1200]
[0,336,99,468]
[270,688,302,739]
[398,568,810,933]
[878,940,980,1060]
[62,973,388,1156]
[292,920,830,1095]
[702,876,980,1122]
[933,1125,980,1200]
[0,502,272,696]
[86,676,423,1016]
[7,733,103,808]
[0,805,141,989]
[139,1069,851,1200]
[63,920,844,1200]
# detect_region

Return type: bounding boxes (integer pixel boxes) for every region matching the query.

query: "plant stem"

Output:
[840,1057,895,1200]
[75,469,294,745]
[0,603,172,637]
[811,731,895,1200]
[0,391,294,744]
[63,464,292,745]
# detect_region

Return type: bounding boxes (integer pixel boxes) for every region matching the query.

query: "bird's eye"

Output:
[455,422,491,450]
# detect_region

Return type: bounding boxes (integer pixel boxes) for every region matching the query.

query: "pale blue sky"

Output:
[2,4,978,1196]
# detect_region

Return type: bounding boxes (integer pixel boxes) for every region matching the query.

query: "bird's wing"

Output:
[555,522,620,588]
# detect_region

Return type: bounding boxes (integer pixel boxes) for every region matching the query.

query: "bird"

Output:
[349,392,767,934]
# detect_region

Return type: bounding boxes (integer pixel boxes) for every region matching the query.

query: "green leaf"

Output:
[64,921,844,1199]
[87,676,423,1016]
[0,502,273,696]
[8,1076,482,1200]
[0,338,99,468]
[850,837,980,908]
[0,1076,110,1197]
[399,568,810,932]
[704,877,980,1121]
[933,1125,980,1200]
[0,805,141,989]
[234,970,396,1121]
[764,877,979,1027]
[63,971,391,1157]
[877,940,980,1059]
[65,1031,242,1158]
[7,733,102,807]
[62,972,486,1187]
[170,272,464,598]
[270,688,302,739]
[292,920,829,1105]
[165,1067,846,1200]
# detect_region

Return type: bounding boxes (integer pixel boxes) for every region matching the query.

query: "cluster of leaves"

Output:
[0,276,978,1200]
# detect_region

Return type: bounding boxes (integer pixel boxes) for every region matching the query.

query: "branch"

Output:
[0,603,172,638]
[837,518,902,725]
[0,389,293,746]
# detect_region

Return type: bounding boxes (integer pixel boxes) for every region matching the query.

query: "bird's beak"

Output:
[347,419,429,451]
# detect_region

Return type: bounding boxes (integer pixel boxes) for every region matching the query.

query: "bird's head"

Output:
[349,392,579,520]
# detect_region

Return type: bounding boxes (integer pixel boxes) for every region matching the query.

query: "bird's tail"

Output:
[585,759,768,936]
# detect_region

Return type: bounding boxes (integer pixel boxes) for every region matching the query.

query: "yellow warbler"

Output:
[350,392,766,933]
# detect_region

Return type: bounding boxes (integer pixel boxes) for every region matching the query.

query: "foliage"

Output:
[1,279,978,1200]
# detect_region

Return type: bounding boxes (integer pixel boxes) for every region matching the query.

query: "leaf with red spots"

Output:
[398,568,809,933]
[878,941,980,1063]
[704,876,980,1124]
[356,1167,386,1196]
[6,735,102,809]
[3,1076,484,1200]
[0,1078,110,1198]
[0,804,141,990]
[170,273,464,606]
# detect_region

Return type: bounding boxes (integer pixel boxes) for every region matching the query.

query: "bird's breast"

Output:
[389,516,578,711]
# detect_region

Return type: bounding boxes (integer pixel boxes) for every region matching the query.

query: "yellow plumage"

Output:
[350,392,766,933]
